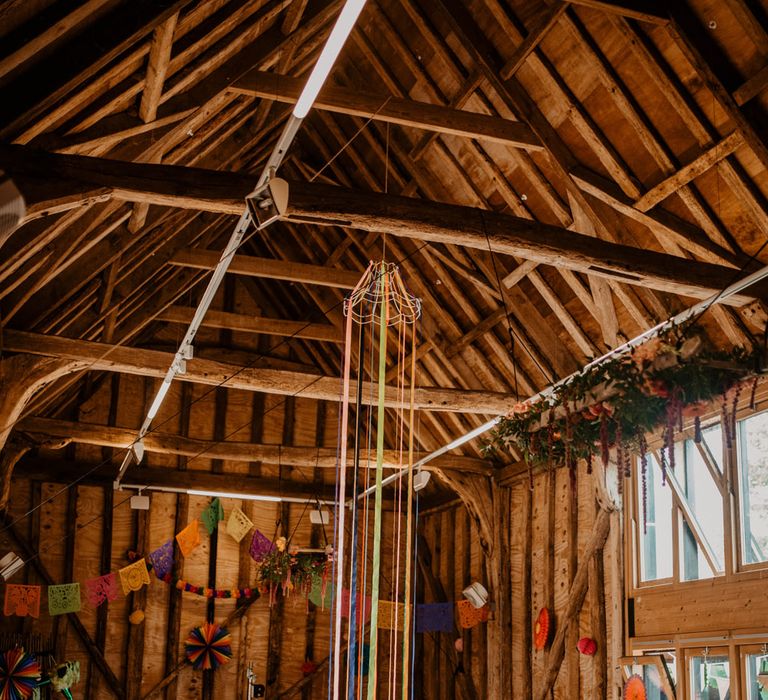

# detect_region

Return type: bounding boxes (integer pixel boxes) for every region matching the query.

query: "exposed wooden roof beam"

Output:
[3,143,757,302]
[138,13,178,123]
[566,0,669,24]
[3,331,514,415]
[15,456,337,502]
[230,70,543,150]
[168,248,361,288]
[500,3,568,80]
[281,179,754,303]
[157,305,340,342]
[0,0,194,139]
[633,131,744,212]
[17,417,492,474]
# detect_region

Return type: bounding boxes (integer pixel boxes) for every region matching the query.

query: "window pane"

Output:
[680,436,723,580]
[639,455,673,581]
[745,653,768,700]
[738,412,768,565]
[689,654,729,700]
[702,424,723,473]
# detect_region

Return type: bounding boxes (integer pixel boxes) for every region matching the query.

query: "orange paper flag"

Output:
[176,520,201,557]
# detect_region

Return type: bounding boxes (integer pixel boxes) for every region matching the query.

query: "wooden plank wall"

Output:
[0,367,340,700]
[418,461,624,698]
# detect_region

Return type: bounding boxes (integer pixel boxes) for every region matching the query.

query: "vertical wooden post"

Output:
[87,373,118,698]
[164,381,192,700]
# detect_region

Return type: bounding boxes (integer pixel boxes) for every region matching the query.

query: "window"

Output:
[744,651,768,700]
[635,424,725,584]
[688,650,730,700]
[737,411,768,566]
[638,454,673,581]
[679,433,724,580]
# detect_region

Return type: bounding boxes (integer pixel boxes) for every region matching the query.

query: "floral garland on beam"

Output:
[487,328,759,482]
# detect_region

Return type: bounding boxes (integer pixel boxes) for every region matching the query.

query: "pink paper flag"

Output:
[84,573,120,607]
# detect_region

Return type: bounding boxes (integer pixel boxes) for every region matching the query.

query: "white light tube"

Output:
[120,484,335,505]
[292,0,367,118]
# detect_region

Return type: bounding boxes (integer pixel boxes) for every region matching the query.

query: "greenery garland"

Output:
[486,327,759,472]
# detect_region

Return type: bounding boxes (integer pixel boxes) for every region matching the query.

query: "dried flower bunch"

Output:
[487,326,758,482]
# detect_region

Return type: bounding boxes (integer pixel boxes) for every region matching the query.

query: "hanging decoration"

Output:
[84,573,119,608]
[119,559,150,595]
[308,573,331,610]
[456,600,490,630]
[623,674,647,700]
[129,610,145,625]
[47,584,80,617]
[248,530,274,562]
[200,498,224,535]
[0,648,40,700]
[534,608,552,650]
[147,540,174,581]
[225,507,253,543]
[184,623,233,671]
[487,328,756,470]
[257,550,329,605]
[331,261,421,700]
[377,601,408,631]
[577,637,597,656]
[3,586,40,619]
[43,660,80,700]
[415,602,454,633]
[175,521,201,558]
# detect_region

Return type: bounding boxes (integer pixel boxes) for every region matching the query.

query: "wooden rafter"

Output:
[231,70,544,150]
[2,146,759,302]
[0,0,194,138]
[2,332,515,415]
[16,416,492,474]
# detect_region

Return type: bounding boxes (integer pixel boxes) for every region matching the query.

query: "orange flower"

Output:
[507,401,532,417]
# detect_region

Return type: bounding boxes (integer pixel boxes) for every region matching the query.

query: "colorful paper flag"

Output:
[226,507,253,543]
[415,602,454,633]
[377,600,409,631]
[3,584,40,618]
[456,599,490,629]
[249,529,274,562]
[48,583,81,616]
[308,574,332,610]
[176,520,201,557]
[201,498,224,535]
[84,573,120,607]
[119,558,151,595]
[148,540,174,580]
[341,588,372,625]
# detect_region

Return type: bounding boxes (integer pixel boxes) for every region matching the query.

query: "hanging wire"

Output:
[478,209,554,388]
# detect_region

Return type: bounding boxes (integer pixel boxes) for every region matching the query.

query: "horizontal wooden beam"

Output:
[230,70,543,151]
[3,331,513,415]
[0,144,251,222]
[18,416,492,474]
[168,248,361,288]
[2,147,753,301]
[281,180,754,303]
[15,456,336,502]
[157,305,340,342]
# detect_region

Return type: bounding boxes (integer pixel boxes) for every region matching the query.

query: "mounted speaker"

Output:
[245,177,288,230]
[0,170,25,241]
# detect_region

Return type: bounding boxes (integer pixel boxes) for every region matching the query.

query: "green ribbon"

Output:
[366,266,389,699]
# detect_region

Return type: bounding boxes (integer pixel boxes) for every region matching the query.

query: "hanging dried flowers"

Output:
[487,326,758,473]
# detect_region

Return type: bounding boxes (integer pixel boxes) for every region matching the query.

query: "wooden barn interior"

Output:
[1,0,768,698]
